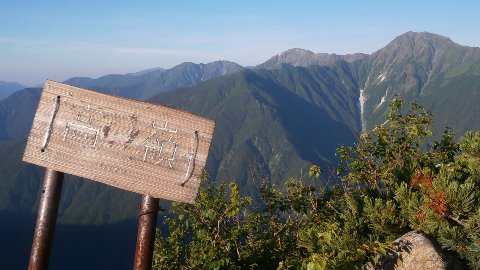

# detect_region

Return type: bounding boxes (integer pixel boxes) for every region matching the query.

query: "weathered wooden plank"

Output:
[23,80,215,203]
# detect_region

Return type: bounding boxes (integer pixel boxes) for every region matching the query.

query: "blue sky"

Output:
[1,0,479,86]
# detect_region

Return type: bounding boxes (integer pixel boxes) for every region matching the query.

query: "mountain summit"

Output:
[358,31,480,132]
[257,48,367,69]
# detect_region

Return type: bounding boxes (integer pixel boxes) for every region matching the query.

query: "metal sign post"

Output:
[28,168,64,270]
[133,195,160,270]
[23,81,215,270]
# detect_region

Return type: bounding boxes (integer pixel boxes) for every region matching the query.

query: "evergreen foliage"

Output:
[153,99,479,269]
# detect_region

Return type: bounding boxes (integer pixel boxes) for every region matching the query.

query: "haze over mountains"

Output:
[0,81,26,101]
[1,31,480,269]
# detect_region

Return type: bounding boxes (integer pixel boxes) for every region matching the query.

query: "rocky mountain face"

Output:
[256,32,480,136]
[357,31,480,134]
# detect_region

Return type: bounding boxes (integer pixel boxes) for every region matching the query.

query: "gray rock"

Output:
[367,231,465,270]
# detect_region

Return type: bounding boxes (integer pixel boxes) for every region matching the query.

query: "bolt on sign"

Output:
[23,81,215,203]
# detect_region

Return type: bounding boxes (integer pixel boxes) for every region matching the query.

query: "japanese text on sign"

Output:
[23,81,215,204]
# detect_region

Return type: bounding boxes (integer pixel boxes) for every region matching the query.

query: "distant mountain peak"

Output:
[125,67,165,76]
[278,48,315,56]
[173,60,242,69]
[65,60,244,101]
[367,31,460,70]
[258,48,367,69]
[396,31,453,42]
[384,31,454,52]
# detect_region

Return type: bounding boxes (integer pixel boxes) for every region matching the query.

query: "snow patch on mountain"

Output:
[378,73,386,83]
[359,89,366,131]
[377,95,386,108]
[376,89,388,109]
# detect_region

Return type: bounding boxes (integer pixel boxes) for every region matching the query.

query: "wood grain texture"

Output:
[23,80,215,204]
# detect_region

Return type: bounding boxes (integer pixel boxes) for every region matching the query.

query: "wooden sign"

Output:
[23,80,215,203]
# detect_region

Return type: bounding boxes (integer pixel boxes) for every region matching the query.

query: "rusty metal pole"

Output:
[133,194,159,270]
[28,168,64,270]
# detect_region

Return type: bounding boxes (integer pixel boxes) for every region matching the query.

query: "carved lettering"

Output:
[98,161,126,174]
[142,120,180,169]
[63,123,99,148]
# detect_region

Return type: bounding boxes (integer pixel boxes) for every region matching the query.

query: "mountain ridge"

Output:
[0,88,41,140]
[149,65,360,196]
[0,81,26,101]
[1,31,479,221]
[357,31,480,133]
[257,48,367,69]
[65,60,244,100]
[125,67,165,76]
